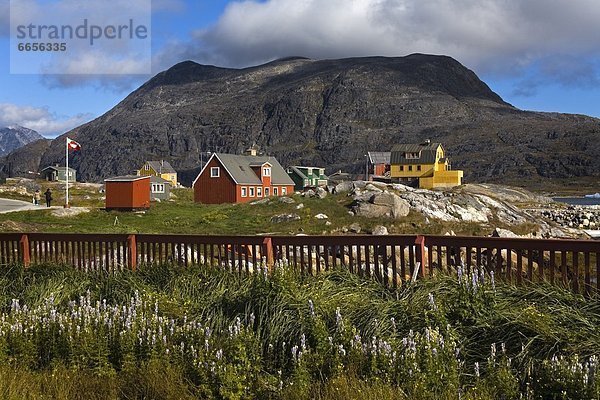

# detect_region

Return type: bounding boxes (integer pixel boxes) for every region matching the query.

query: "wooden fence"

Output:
[1,233,599,294]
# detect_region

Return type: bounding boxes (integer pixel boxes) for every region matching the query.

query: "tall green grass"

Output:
[0,262,599,399]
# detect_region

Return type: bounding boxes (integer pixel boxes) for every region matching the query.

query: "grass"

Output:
[0,181,543,237]
[0,262,599,399]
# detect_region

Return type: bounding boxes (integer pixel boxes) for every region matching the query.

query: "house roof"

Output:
[105,175,151,182]
[390,142,443,165]
[41,166,76,173]
[150,175,171,185]
[194,153,295,186]
[145,161,177,174]
[288,166,328,180]
[368,152,391,165]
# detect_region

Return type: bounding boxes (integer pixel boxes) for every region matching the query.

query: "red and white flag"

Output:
[67,137,81,151]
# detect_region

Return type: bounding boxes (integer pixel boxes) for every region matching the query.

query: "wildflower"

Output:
[457,266,463,283]
[249,312,255,327]
[491,343,496,361]
[308,299,315,318]
[428,293,437,311]
[216,349,223,360]
[474,362,480,378]
[291,345,299,362]
[390,317,396,332]
[490,271,496,290]
[338,344,346,357]
[300,333,306,351]
[335,307,344,331]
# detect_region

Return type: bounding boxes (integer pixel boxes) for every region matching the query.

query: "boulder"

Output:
[491,227,520,238]
[349,223,361,233]
[296,203,304,209]
[316,187,328,199]
[352,180,368,189]
[370,192,410,218]
[333,181,354,194]
[371,225,389,235]
[251,198,270,205]
[364,183,383,192]
[279,197,296,204]
[315,213,329,220]
[271,213,301,223]
[353,202,391,218]
[303,190,315,198]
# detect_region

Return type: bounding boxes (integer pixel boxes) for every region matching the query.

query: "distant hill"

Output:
[0,125,44,156]
[2,54,600,186]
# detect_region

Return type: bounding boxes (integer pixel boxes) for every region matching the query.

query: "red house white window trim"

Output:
[241,187,247,197]
[210,167,220,177]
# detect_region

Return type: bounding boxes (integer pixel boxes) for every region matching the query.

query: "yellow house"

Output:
[390,140,463,189]
[137,160,178,186]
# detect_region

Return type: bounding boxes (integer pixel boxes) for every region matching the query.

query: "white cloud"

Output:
[169,0,600,88]
[0,103,94,137]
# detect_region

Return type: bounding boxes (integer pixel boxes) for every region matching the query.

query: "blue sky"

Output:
[1,0,599,137]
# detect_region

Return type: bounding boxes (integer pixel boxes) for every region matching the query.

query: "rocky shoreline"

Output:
[536,206,600,229]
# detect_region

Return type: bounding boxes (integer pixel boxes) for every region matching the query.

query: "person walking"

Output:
[44,188,52,207]
[33,189,40,205]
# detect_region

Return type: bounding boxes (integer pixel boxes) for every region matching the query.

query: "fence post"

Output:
[262,237,274,271]
[20,234,30,267]
[127,234,137,271]
[415,235,426,277]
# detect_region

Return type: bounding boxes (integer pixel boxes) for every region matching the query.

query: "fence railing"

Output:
[1,233,599,294]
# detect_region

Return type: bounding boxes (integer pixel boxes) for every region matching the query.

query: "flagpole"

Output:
[65,137,69,208]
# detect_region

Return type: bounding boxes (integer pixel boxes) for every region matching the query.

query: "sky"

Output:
[1,0,600,138]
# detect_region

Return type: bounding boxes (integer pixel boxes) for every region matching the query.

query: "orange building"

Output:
[104,175,151,211]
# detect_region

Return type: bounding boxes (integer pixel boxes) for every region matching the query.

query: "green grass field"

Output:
[0,182,542,237]
[0,262,599,399]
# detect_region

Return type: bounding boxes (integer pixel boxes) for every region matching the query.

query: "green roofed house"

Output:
[286,166,328,191]
[41,165,77,182]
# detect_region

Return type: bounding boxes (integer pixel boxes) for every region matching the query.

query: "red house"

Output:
[192,153,296,204]
[368,151,391,178]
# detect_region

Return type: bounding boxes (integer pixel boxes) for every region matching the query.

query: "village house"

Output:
[286,166,328,191]
[192,152,295,204]
[150,175,171,201]
[137,160,178,186]
[367,152,391,178]
[390,140,463,189]
[41,165,77,182]
[104,175,151,211]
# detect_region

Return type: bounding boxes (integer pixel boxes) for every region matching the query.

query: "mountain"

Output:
[2,55,600,187]
[0,125,45,156]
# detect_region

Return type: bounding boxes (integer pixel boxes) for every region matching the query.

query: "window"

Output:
[265,187,270,197]
[282,187,287,195]
[144,164,150,171]
[405,152,420,160]
[263,167,271,176]
[152,184,165,193]
[257,187,262,197]
[249,187,255,197]
[408,166,413,172]
[210,167,220,177]
[241,187,247,197]
[273,187,278,196]
[417,165,421,171]
[399,166,404,171]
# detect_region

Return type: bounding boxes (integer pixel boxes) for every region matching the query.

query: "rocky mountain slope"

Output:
[0,125,44,156]
[2,54,600,186]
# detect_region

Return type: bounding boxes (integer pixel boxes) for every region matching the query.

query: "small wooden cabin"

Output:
[104,175,151,211]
